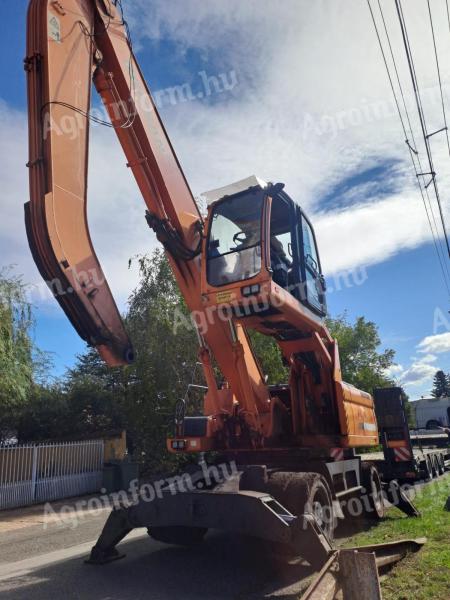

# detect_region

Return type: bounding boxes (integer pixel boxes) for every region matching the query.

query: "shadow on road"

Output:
[0,532,317,600]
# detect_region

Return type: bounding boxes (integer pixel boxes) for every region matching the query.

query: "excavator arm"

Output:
[25,0,271,437]
[25,0,132,365]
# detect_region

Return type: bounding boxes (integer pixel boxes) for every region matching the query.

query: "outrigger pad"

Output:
[85,546,126,566]
[85,508,133,565]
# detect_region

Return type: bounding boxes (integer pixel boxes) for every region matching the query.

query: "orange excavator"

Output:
[25,0,418,572]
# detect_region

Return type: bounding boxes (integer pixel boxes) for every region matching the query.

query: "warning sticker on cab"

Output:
[48,13,61,43]
[216,291,235,304]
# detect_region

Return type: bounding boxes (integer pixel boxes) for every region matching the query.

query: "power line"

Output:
[427,0,450,161]
[366,0,450,295]
[376,0,450,290]
[367,0,408,139]
[390,0,448,275]
[375,0,450,270]
[395,0,450,259]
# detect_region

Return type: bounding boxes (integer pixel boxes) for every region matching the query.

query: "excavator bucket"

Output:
[25,0,133,365]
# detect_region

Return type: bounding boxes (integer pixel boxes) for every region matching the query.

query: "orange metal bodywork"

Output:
[25,0,378,456]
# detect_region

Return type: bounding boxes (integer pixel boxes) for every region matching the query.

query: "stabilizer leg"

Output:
[385,480,420,517]
[85,508,134,565]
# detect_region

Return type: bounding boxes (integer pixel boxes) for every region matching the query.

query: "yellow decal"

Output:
[216,290,234,303]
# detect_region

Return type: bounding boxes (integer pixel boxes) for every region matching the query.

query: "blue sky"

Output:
[2,0,450,398]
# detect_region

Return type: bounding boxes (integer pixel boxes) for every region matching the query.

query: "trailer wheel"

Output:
[421,456,432,480]
[147,526,207,546]
[427,455,436,479]
[361,465,385,520]
[431,455,440,477]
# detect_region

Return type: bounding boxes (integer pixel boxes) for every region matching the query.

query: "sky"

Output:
[2,0,450,399]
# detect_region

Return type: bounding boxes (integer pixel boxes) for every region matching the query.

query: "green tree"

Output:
[63,251,199,472]
[15,383,68,442]
[250,314,396,392]
[0,269,34,440]
[248,331,288,384]
[326,314,395,394]
[431,370,450,398]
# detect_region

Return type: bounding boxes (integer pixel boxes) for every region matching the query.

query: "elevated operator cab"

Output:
[201,176,327,341]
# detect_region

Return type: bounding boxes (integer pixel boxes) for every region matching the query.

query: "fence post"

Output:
[31,445,38,501]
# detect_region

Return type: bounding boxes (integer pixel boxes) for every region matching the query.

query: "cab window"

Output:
[207,191,263,286]
[301,215,326,315]
[269,196,294,291]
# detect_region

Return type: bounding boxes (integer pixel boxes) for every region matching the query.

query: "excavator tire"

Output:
[247,471,336,542]
[147,526,208,546]
[262,472,335,568]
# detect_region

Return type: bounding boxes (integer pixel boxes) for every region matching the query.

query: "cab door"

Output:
[298,209,327,315]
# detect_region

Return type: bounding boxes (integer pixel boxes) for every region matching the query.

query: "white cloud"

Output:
[384,359,438,390]
[417,353,437,364]
[417,332,450,354]
[399,340,446,394]
[384,363,403,379]
[401,361,437,386]
[385,353,438,392]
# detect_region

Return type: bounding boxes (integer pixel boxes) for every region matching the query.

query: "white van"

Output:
[413,397,450,430]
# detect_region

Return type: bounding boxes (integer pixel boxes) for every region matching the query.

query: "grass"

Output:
[342,474,450,600]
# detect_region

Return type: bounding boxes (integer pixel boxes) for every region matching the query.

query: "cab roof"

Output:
[201,175,268,205]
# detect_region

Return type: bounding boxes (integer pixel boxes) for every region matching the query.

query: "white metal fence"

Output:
[0,440,104,510]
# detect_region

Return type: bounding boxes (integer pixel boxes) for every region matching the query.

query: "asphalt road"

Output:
[3,470,443,600]
[0,501,315,600]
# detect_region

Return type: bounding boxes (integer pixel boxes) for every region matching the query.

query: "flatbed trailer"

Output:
[410,430,449,448]
[369,388,450,483]
[361,446,450,480]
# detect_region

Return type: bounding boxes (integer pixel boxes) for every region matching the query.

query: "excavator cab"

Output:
[201,176,327,327]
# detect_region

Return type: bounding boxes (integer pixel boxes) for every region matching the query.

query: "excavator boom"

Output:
[25,0,271,439]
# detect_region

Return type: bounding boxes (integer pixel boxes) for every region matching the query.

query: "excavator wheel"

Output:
[262,472,335,569]
[267,472,335,541]
[361,464,385,520]
[147,526,208,546]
